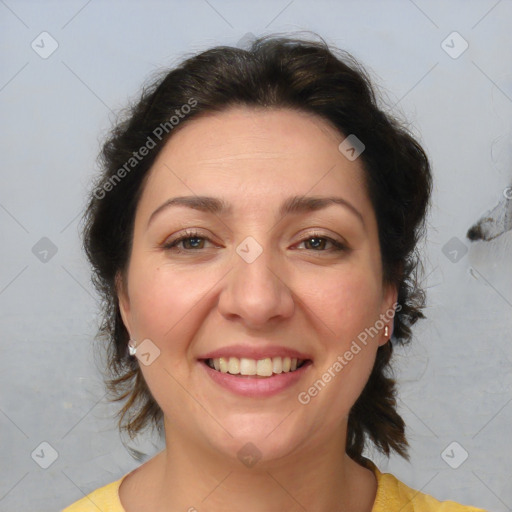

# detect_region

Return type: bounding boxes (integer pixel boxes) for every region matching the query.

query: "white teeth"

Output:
[208,356,305,377]
[240,358,256,375]
[256,358,273,377]
[219,357,229,373]
[272,357,283,374]
[228,357,240,374]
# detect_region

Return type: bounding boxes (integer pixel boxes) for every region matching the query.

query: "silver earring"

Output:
[128,340,137,356]
[384,326,389,338]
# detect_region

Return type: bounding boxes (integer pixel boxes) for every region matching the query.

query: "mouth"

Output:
[202,356,310,378]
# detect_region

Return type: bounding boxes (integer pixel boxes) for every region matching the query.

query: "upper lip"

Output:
[199,344,312,361]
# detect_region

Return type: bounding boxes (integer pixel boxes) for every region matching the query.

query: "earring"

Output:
[128,340,137,356]
[384,325,389,338]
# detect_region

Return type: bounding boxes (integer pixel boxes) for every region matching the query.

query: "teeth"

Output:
[256,358,273,377]
[228,357,240,374]
[272,357,283,374]
[219,357,229,373]
[240,357,256,375]
[208,356,305,377]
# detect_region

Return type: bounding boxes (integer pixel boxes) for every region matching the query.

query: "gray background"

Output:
[1,1,511,510]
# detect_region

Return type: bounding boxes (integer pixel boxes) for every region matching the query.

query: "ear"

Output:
[115,271,133,336]
[378,282,399,347]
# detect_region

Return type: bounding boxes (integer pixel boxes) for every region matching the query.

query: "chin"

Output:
[205,412,310,468]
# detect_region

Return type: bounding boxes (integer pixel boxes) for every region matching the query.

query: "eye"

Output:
[161,231,347,253]
[295,233,347,252]
[162,230,215,252]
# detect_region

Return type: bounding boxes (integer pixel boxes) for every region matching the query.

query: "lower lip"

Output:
[200,361,312,398]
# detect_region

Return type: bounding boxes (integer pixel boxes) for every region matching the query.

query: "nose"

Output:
[217,243,295,329]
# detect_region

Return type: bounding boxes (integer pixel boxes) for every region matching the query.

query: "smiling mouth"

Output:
[203,356,309,378]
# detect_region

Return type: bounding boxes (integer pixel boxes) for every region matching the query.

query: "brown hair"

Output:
[82,34,432,464]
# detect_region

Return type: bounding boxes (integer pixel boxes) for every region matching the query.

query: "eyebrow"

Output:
[147,195,365,228]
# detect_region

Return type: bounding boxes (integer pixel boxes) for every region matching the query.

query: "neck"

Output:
[145,420,377,512]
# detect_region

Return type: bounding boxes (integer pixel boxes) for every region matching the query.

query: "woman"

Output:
[63,35,485,511]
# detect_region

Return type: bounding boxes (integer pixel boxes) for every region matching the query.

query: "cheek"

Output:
[294,265,382,407]
[127,262,207,347]
[297,263,382,339]
[127,263,212,404]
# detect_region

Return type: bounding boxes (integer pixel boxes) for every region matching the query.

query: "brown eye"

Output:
[297,235,346,252]
[180,236,205,249]
[162,231,213,252]
[305,237,328,250]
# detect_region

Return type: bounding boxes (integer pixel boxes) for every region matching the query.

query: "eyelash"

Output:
[162,230,347,253]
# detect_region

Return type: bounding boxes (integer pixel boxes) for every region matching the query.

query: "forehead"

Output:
[139,106,372,216]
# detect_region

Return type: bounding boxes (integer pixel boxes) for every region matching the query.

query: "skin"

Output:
[117,106,398,512]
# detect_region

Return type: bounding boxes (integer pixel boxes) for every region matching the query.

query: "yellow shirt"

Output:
[62,460,486,511]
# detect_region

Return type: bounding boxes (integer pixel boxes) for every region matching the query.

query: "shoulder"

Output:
[364,459,487,512]
[62,477,125,512]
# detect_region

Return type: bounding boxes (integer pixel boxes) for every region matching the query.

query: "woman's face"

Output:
[118,106,397,464]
